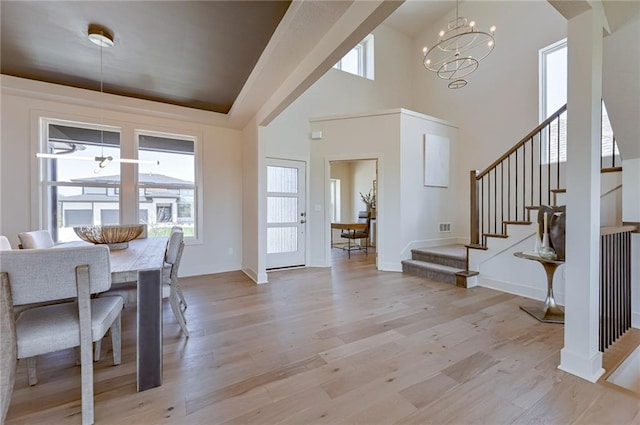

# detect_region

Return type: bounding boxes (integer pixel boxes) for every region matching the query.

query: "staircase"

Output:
[403,101,622,287]
[401,245,468,286]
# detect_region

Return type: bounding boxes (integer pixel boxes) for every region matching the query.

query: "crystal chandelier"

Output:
[422,0,496,89]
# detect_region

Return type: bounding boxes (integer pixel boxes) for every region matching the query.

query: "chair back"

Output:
[18,230,54,249]
[0,236,11,251]
[357,211,371,234]
[0,245,111,306]
[165,228,184,265]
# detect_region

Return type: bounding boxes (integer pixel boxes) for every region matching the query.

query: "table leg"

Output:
[137,269,163,391]
[520,262,564,324]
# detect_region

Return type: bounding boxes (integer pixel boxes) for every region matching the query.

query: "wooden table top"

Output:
[62,238,167,284]
[514,251,565,265]
[331,222,367,231]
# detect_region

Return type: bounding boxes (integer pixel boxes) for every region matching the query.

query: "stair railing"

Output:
[470,104,567,245]
[470,101,620,246]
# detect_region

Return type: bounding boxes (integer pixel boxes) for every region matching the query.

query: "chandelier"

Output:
[422,0,496,89]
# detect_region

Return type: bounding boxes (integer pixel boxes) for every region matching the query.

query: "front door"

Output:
[266,159,306,269]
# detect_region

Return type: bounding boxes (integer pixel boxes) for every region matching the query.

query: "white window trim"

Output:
[134,128,202,243]
[333,34,374,80]
[539,38,567,165]
[34,115,204,245]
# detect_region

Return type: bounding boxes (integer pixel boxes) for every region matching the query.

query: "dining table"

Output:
[63,237,167,391]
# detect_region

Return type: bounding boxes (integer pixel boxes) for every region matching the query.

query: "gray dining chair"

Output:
[102,227,189,337]
[0,273,16,424]
[0,235,11,251]
[0,245,124,425]
[17,230,55,249]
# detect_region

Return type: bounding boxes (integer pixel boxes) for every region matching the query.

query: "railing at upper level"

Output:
[469,101,621,246]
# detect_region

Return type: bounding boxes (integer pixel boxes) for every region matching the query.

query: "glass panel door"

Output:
[266,159,306,269]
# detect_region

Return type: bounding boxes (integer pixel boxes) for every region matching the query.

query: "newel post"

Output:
[470,170,480,245]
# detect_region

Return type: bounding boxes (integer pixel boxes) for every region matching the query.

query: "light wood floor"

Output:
[6,249,640,424]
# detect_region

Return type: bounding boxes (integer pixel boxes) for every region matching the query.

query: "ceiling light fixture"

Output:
[36,24,159,168]
[421,0,495,89]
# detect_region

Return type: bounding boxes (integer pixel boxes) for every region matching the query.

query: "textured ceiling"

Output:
[0,1,291,114]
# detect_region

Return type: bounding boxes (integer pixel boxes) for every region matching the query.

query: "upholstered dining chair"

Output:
[17,230,55,249]
[0,235,12,251]
[340,210,371,259]
[0,245,124,425]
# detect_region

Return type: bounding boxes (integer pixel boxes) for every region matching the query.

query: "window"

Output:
[41,121,121,242]
[40,119,200,242]
[539,40,619,164]
[137,132,196,238]
[330,179,341,222]
[333,35,374,80]
[540,39,567,163]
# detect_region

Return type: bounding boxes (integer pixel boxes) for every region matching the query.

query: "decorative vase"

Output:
[538,212,557,260]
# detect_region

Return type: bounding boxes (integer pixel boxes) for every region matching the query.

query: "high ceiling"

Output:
[0,1,291,114]
[0,0,455,125]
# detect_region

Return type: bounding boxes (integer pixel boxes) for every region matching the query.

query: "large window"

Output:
[333,35,374,80]
[539,39,618,164]
[137,132,196,237]
[540,39,567,163]
[40,119,200,242]
[41,121,121,242]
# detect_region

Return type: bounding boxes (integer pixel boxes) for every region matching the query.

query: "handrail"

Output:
[477,104,567,179]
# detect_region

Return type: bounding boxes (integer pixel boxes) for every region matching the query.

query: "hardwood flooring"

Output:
[6,249,640,424]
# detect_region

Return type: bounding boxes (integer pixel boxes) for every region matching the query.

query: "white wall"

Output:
[261,24,416,272]
[603,11,640,160]
[310,111,401,270]
[0,77,243,277]
[351,160,377,219]
[412,1,567,238]
[400,112,461,256]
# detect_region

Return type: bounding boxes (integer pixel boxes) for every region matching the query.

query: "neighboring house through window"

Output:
[39,118,200,242]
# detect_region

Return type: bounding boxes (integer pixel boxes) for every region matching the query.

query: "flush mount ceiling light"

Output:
[421,0,495,89]
[36,24,158,168]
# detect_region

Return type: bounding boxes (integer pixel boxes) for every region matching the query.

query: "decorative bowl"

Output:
[73,224,145,250]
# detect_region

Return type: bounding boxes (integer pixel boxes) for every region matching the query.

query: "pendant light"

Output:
[36,24,159,167]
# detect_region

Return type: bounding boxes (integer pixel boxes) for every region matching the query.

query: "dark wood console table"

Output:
[514,251,565,324]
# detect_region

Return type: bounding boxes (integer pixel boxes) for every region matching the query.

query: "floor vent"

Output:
[439,223,452,233]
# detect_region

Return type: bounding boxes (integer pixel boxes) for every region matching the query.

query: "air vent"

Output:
[439,223,452,233]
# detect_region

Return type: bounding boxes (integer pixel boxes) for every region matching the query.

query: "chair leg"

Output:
[169,289,189,337]
[111,313,121,366]
[175,285,188,310]
[94,340,101,362]
[26,357,37,386]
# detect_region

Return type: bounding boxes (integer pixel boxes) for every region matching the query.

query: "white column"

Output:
[622,159,640,328]
[559,7,605,382]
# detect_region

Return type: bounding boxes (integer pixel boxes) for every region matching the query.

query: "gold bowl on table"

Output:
[73,224,145,250]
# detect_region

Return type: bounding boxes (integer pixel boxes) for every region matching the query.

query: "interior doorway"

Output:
[329,159,377,263]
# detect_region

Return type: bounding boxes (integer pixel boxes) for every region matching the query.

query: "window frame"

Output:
[135,129,200,240]
[539,38,567,164]
[37,116,203,244]
[333,34,374,80]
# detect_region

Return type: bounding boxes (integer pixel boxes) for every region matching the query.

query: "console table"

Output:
[514,251,565,324]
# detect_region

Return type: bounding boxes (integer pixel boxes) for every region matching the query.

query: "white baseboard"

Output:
[559,348,605,383]
[181,263,240,278]
[478,276,564,305]
[379,262,402,272]
[242,266,268,284]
